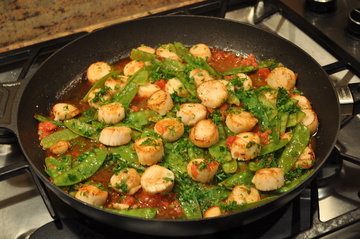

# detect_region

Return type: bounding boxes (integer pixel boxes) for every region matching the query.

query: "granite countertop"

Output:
[0,0,205,53]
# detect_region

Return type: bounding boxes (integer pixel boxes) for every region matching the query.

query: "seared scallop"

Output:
[189,43,212,61]
[251,167,285,191]
[104,75,128,95]
[98,102,125,125]
[52,103,80,121]
[225,111,258,134]
[203,206,225,218]
[187,158,219,183]
[294,145,315,169]
[291,94,312,110]
[75,184,108,206]
[99,126,132,146]
[137,45,156,54]
[197,80,228,108]
[87,61,111,84]
[227,185,260,205]
[165,78,188,96]
[154,118,184,142]
[137,83,161,99]
[87,88,111,109]
[123,60,145,76]
[189,119,219,148]
[235,73,253,91]
[110,168,141,195]
[176,103,207,126]
[266,67,296,90]
[134,137,164,166]
[230,132,261,161]
[189,69,214,88]
[141,165,175,194]
[301,109,319,135]
[156,44,181,61]
[147,90,174,115]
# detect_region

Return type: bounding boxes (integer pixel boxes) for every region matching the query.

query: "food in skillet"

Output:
[35,42,318,219]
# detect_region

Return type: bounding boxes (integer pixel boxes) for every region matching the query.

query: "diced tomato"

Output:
[130,105,140,112]
[238,54,258,68]
[121,195,137,205]
[38,121,57,139]
[257,67,270,79]
[219,104,229,119]
[154,79,167,90]
[226,135,237,150]
[257,129,272,145]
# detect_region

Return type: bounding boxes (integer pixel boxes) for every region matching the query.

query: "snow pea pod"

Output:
[64,119,99,140]
[83,70,120,101]
[222,65,256,76]
[219,169,254,188]
[52,147,108,186]
[105,208,157,219]
[130,48,184,73]
[112,68,148,107]
[44,155,72,178]
[34,114,64,126]
[278,124,310,173]
[163,152,188,174]
[229,196,277,213]
[260,138,289,155]
[109,145,146,172]
[209,124,232,162]
[275,170,313,194]
[287,110,306,128]
[173,41,217,76]
[40,128,79,148]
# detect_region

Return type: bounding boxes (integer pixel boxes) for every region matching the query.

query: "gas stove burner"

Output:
[29,218,107,239]
[0,127,18,143]
[316,148,342,187]
[348,8,360,39]
[305,0,337,13]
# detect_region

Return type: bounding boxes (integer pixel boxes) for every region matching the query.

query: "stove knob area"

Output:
[348,8,360,38]
[305,0,337,13]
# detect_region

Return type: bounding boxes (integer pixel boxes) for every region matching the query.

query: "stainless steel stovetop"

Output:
[0,0,360,238]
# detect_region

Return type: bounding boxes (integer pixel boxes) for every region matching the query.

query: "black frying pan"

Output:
[0,16,340,236]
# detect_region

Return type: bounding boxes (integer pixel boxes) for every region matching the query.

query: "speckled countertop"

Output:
[0,0,205,53]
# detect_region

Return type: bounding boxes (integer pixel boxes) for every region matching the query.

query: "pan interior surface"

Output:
[16,16,340,236]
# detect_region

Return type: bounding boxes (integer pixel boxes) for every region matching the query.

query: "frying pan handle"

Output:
[0,82,23,135]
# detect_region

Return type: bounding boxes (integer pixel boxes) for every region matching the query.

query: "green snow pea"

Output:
[287,110,306,128]
[112,68,149,107]
[44,155,72,178]
[64,119,99,140]
[229,196,277,213]
[52,147,108,186]
[34,114,64,126]
[278,124,310,173]
[260,138,289,155]
[40,129,79,148]
[222,65,256,76]
[83,70,120,101]
[219,169,254,188]
[106,208,157,219]
[275,170,313,194]
[209,124,232,162]
[173,41,217,76]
